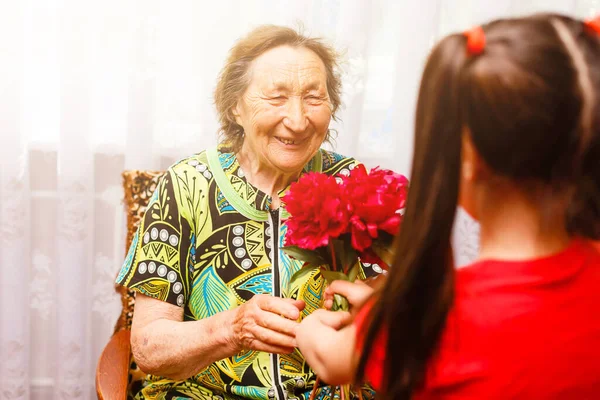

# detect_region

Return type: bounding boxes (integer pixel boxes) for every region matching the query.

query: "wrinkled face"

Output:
[234,45,332,174]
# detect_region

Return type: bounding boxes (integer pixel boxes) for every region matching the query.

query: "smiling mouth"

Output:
[275,137,303,145]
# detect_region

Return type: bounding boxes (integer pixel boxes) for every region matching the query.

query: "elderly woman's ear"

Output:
[232,103,242,126]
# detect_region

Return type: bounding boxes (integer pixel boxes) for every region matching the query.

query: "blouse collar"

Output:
[206,146,323,221]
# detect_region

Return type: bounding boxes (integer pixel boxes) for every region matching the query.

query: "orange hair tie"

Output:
[584,15,600,35]
[464,26,486,55]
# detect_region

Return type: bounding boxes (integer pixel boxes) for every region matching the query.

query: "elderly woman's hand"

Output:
[230,294,305,354]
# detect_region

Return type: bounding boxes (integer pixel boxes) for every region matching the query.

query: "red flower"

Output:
[283,172,350,250]
[343,165,408,251]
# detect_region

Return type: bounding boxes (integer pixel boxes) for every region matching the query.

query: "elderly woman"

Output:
[116,25,379,400]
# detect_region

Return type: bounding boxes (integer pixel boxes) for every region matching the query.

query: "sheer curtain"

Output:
[0,0,597,398]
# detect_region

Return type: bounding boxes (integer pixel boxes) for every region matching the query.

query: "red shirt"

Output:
[355,240,600,399]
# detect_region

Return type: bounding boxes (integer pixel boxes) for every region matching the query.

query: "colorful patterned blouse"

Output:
[116,146,380,400]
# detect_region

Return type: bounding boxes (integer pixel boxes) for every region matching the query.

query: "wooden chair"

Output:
[96,170,165,400]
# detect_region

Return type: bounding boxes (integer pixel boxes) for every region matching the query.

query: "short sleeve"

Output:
[354,299,388,392]
[116,169,192,307]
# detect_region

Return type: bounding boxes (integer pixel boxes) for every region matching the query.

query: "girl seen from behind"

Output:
[297,13,600,400]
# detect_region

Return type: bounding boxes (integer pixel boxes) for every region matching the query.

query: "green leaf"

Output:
[341,240,358,274]
[288,264,320,287]
[320,270,349,284]
[332,294,349,311]
[282,246,326,266]
[347,260,361,282]
[370,240,396,267]
[331,239,344,270]
[315,246,332,266]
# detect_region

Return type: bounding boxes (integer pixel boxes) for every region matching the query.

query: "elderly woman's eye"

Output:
[306,95,324,104]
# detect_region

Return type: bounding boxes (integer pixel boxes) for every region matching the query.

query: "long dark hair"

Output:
[357,14,600,399]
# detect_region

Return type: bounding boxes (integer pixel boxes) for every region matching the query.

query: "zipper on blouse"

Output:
[268,208,286,400]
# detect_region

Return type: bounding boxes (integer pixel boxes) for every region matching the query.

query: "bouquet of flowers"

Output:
[282,164,408,399]
[283,164,408,293]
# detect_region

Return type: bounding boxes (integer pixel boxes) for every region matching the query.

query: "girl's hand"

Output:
[323,280,374,313]
[296,309,357,385]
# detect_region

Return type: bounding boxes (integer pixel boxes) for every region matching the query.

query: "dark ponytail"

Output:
[564,17,600,239]
[356,33,468,398]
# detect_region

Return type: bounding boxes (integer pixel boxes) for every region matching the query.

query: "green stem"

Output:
[330,242,338,272]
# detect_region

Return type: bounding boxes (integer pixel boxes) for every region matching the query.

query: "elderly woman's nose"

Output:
[283,97,308,133]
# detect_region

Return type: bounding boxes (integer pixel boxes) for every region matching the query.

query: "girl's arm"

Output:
[296,309,359,385]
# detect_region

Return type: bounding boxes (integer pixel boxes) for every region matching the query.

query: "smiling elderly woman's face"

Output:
[233,45,332,174]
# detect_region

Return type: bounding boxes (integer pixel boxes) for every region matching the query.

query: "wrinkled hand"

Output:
[230,294,305,354]
[324,280,374,313]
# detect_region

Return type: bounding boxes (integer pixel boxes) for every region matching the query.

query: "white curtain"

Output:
[0,0,597,398]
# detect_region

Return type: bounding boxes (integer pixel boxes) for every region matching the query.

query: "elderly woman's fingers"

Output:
[285,298,306,311]
[258,311,300,336]
[231,294,307,353]
[251,325,298,349]
[256,295,302,320]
